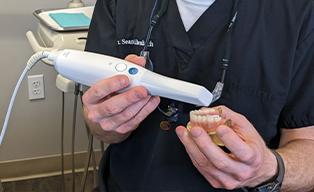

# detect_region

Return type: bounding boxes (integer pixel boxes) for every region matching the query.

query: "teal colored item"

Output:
[49,13,91,28]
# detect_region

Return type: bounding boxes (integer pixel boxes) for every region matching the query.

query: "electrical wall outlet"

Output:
[28,74,45,100]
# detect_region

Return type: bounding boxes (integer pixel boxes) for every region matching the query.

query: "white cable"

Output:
[0,51,50,146]
[0,68,28,146]
[27,51,50,70]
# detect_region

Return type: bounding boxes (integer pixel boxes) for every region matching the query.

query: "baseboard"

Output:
[0,150,102,182]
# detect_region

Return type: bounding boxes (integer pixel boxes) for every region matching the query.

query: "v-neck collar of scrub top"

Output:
[166,0,234,57]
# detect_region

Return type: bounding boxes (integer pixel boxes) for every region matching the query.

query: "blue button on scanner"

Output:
[128,67,139,75]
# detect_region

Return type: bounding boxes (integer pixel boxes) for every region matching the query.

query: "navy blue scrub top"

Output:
[85,0,314,191]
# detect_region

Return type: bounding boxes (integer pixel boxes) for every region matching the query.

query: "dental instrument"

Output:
[1,48,213,146]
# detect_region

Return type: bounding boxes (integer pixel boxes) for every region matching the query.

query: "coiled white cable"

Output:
[0,51,50,146]
[27,51,50,69]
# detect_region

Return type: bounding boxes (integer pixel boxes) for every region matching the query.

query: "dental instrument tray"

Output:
[33,6,94,32]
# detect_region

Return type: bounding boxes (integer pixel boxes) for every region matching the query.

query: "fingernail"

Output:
[134,90,145,100]
[176,129,184,138]
[152,97,160,104]
[190,129,201,138]
[216,127,227,138]
[118,76,127,87]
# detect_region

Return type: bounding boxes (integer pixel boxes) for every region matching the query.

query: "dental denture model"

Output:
[187,107,231,146]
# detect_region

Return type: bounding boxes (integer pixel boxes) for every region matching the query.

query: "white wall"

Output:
[0,0,97,161]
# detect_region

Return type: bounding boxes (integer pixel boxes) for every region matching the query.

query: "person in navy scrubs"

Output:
[82,0,314,191]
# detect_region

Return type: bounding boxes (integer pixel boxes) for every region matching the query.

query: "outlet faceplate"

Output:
[28,74,45,100]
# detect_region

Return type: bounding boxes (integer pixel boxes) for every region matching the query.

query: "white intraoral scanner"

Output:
[48,49,213,106]
[1,48,213,146]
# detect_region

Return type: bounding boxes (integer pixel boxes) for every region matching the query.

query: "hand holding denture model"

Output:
[187,107,231,146]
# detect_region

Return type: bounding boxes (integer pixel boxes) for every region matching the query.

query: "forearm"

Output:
[277,139,314,192]
[82,105,131,143]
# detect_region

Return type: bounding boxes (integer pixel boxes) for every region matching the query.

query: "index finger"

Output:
[212,106,257,135]
[82,75,129,105]
[216,125,256,164]
[213,106,262,163]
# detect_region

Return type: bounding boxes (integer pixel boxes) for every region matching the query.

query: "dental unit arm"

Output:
[0,49,213,146]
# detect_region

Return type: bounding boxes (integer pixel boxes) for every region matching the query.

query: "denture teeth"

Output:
[188,108,226,146]
[203,108,215,113]
[214,117,221,122]
[190,109,222,124]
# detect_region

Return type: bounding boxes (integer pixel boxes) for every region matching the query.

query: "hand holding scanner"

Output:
[1,49,213,146]
[47,49,213,106]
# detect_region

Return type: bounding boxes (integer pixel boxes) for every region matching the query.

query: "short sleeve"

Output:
[278,24,314,128]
